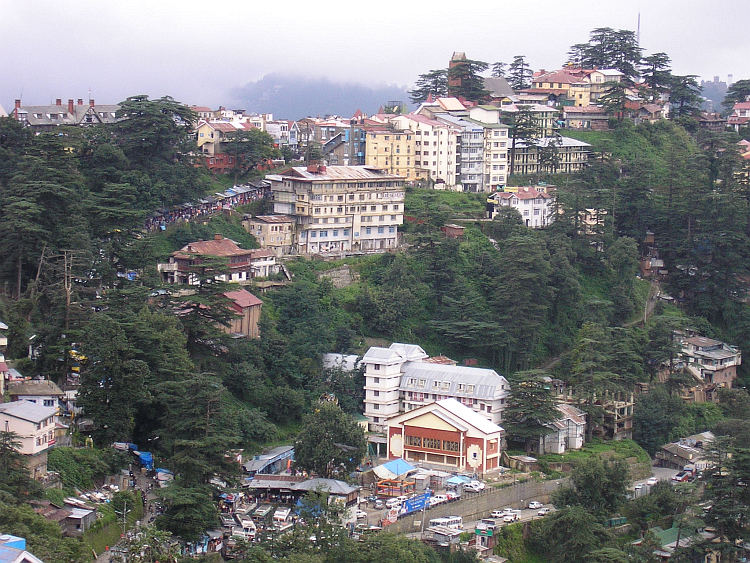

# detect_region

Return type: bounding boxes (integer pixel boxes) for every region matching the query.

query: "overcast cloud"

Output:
[2,0,748,115]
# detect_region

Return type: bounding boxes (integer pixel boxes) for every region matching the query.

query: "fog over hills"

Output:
[229,73,411,119]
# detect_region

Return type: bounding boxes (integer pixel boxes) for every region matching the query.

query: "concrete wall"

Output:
[383,478,568,534]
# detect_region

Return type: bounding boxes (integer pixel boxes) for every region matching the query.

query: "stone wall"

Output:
[382,478,568,534]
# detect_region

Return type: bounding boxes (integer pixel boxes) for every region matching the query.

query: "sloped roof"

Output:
[484,77,515,98]
[362,346,406,365]
[436,97,467,111]
[491,188,553,201]
[173,237,250,258]
[556,403,586,425]
[401,363,507,400]
[373,458,416,479]
[224,289,262,309]
[0,401,56,423]
[533,70,580,84]
[294,478,358,495]
[7,380,64,397]
[389,343,428,362]
[282,166,403,182]
[514,136,590,149]
[436,398,504,435]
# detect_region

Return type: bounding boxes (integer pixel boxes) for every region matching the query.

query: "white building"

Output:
[269,165,404,255]
[362,343,509,433]
[486,187,556,228]
[391,114,461,189]
[0,401,57,479]
[538,404,586,455]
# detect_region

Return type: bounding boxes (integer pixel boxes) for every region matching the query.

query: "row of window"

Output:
[405,436,460,452]
[306,226,396,239]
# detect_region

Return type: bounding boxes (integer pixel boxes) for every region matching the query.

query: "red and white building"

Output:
[386,398,504,473]
[157,234,279,284]
[728,101,750,132]
[486,187,556,228]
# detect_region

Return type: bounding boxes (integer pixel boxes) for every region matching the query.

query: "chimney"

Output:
[89,99,95,107]
[214,233,223,240]
[55,98,62,106]
[67,99,74,113]
[14,99,20,119]
[77,98,83,105]
[14,99,21,110]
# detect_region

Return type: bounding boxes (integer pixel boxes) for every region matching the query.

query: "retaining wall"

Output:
[383,478,568,534]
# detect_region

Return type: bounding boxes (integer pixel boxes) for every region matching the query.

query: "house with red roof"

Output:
[728,101,750,132]
[223,288,263,338]
[157,234,279,284]
[486,187,556,228]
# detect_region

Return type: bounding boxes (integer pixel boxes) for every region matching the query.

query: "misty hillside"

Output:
[229,73,411,119]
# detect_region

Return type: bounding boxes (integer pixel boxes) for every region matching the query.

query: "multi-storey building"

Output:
[12,98,119,131]
[242,215,295,256]
[364,128,421,181]
[269,165,404,255]
[391,114,461,189]
[438,115,486,192]
[157,234,279,283]
[0,401,57,479]
[587,69,625,102]
[486,187,556,228]
[499,104,559,137]
[511,136,590,176]
[362,343,510,434]
[676,334,741,389]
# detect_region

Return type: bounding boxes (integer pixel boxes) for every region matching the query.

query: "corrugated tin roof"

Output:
[436,398,504,435]
[282,165,404,182]
[0,401,56,423]
[401,363,508,400]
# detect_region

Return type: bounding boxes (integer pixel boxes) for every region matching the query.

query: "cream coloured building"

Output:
[391,114,461,189]
[269,165,404,255]
[242,215,295,256]
[364,129,421,181]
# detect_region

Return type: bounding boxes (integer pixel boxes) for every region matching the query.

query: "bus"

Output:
[428,516,463,529]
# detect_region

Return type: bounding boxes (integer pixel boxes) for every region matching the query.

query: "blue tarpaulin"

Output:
[373,458,416,479]
[138,451,154,470]
[155,468,173,474]
[445,475,472,486]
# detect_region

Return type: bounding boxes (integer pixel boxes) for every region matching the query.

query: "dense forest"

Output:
[1,87,750,560]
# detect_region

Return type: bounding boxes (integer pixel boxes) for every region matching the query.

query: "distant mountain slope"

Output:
[229,73,411,119]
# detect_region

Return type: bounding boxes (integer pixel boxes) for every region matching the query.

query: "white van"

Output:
[428,516,463,529]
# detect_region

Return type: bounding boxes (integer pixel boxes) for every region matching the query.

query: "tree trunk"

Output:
[16,253,22,300]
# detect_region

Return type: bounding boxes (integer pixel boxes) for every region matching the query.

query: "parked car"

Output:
[355,510,367,519]
[446,491,461,501]
[490,510,505,518]
[672,472,690,483]
[528,501,543,509]
[537,507,552,516]
[464,480,485,492]
[646,477,659,486]
[430,495,447,506]
[385,498,401,509]
[374,500,384,509]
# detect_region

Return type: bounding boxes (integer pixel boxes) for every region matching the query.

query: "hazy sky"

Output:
[2,0,748,113]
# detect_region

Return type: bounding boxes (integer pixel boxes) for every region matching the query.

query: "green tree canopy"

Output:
[293,401,366,478]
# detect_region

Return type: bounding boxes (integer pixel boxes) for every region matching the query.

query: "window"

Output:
[320,230,328,237]
[408,378,416,386]
[441,381,450,391]
[378,226,384,234]
[423,437,441,449]
[373,403,379,410]
[373,390,379,397]
[389,226,395,233]
[373,364,381,370]
[311,231,317,237]
[433,381,440,389]
[466,385,475,393]
[406,435,422,447]
[333,229,339,236]
[418,379,426,388]
[43,399,55,407]
[365,227,371,234]
[373,377,379,383]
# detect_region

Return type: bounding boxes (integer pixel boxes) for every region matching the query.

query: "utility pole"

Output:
[114,499,130,537]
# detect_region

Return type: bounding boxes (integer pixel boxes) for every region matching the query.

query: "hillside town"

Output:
[2,16,750,563]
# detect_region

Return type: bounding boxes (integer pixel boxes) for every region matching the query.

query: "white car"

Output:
[430,495,447,506]
[528,501,543,509]
[385,498,401,509]
[355,510,367,519]
[490,510,505,518]
[503,511,520,522]
[537,507,552,516]
[464,480,486,492]
[646,477,659,486]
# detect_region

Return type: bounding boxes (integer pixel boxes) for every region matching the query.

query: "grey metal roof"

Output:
[362,347,405,365]
[514,136,591,149]
[282,165,404,182]
[484,76,515,98]
[0,400,56,423]
[294,478,358,495]
[389,343,428,362]
[401,362,508,399]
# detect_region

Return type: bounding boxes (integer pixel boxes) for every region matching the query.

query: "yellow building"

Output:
[364,129,422,181]
[567,82,592,107]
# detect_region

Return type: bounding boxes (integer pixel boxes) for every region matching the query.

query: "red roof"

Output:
[495,187,552,201]
[224,289,262,309]
[533,70,580,85]
[0,362,8,372]
[174,237,250,258]
[734,102,750,110]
